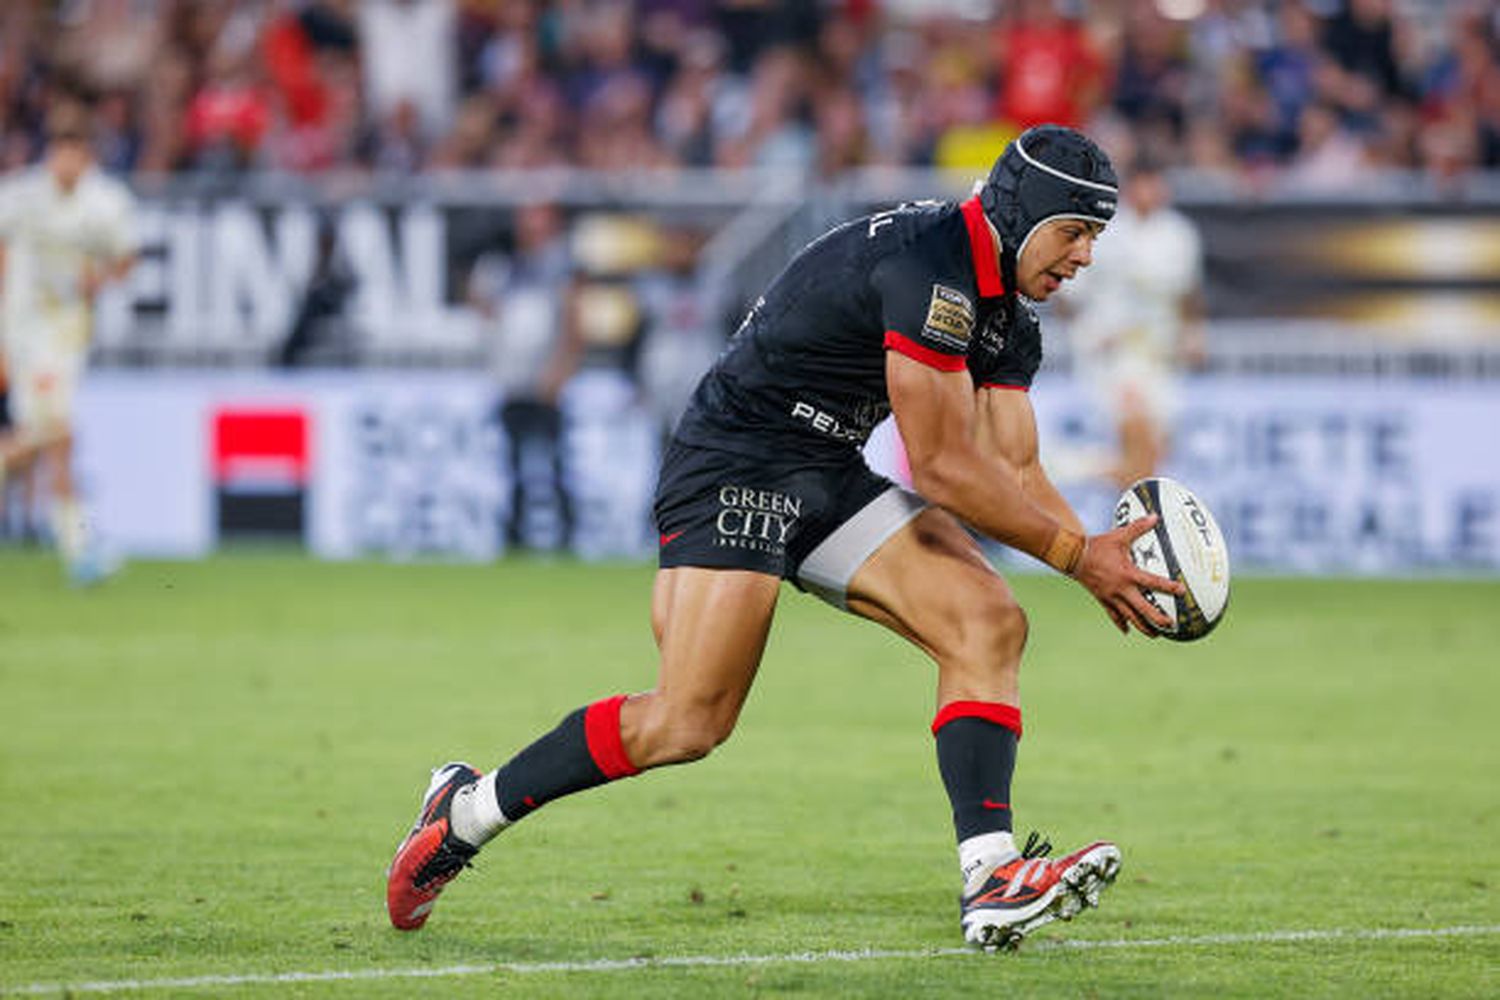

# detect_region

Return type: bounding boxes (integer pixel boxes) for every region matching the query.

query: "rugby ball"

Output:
[1113,477,1230,641]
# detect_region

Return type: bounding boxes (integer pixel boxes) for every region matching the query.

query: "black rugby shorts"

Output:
[654,439,927,605]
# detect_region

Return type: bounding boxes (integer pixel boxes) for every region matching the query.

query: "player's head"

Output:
[979,125,1118,300]
[44,103,94,188]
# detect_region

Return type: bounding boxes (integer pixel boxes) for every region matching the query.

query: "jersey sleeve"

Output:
[870,251,974,373]
[0,177,20,240]
[99,181,140,260]
[971,300,1043,391]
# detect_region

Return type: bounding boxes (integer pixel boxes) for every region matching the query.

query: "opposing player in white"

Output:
[1060,161,1204,489]
[0,105,137,583]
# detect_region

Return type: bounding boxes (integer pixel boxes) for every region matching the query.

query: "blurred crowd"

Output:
[0,0,1497,187]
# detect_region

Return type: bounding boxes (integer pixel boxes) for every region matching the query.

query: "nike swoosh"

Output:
[982,799,1010,810]
[971,884,1043,907]
[660,530,685,546]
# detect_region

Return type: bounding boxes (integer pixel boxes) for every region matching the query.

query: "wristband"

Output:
[1042,527,1086,577]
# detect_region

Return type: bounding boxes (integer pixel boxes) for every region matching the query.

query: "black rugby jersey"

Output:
[674,196,1043,460]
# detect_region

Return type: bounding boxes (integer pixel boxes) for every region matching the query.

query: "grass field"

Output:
[1,550,1497,998]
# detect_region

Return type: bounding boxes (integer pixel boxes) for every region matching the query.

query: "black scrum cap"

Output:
[979,125,1119,275]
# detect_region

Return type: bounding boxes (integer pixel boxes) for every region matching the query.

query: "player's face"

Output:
[47,137,92,189]
[1016,218,1103,300]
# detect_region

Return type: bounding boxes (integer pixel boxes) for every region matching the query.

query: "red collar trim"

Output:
[960,196,1005,298]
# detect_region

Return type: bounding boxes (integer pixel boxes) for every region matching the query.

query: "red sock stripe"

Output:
[584,695,640,780]
[931,700,1022,739]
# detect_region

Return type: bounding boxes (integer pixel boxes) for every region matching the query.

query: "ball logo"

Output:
[1177,494,1226,583]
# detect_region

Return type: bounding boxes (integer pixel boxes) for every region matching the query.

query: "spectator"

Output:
[467,202,579,552]
[92,91,141,175]
[926,17,1003,172]
[715,46,814,169]
[1284,100,1371,189]
[363,97,428,175]
[1219,55,1283,169]
[1323,0,1406,104]
[556,1,646,118]
[992,0,1106,131]
[430,95,496,169]
[636,0,718,88]
[582,75,675,171]
[1112,6,1192,148]
[1256,2,1323,156]
[713,0,823,76]
[0,0,1495,189]
[864,29,937,166]
[183,49,271,173]
[633,224,723,439]
[133,45,194,176]
[489,81,571,169]
[1418,6,1500,168]
[654,29,729,167]
[812,86,870,178]
[359,0,457,144]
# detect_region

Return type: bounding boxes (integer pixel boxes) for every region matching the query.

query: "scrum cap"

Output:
[978,125,1118,271]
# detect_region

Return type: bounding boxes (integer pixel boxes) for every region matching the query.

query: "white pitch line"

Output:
[5,924,1498,996]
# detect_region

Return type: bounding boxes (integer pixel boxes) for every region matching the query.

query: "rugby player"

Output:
[1061,159,1206,488]
[388,125,1184,949]
[0,104,137,584]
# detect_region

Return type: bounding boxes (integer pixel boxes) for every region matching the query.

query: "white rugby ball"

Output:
[1113,477,1230,641]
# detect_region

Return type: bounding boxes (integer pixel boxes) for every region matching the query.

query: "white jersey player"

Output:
[0,106,137,583]
[1059,163,1204,489]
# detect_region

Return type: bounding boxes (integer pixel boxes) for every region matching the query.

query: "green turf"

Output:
[1,550,1497,997]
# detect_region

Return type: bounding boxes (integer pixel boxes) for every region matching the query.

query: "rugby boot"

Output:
[960,832,1122,951]
[386,762,483,930]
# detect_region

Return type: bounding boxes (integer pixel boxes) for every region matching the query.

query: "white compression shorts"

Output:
[796,486,929,610]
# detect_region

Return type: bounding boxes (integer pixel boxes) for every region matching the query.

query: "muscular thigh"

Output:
[844,507,1019,669]
[648,566,780,711]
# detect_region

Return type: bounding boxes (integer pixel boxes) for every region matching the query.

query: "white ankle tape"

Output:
[959,831,1017,890]
[450,774,509,847]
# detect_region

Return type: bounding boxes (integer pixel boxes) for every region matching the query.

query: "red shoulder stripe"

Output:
[884,330,967,372]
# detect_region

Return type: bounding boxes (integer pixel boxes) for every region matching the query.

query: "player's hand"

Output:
[1073,515,1185,637]
[79,261,106,303]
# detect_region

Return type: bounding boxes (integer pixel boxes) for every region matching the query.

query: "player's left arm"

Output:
[974,386,1084,536]
[82,183,139,302]
[1173,216,1208,370]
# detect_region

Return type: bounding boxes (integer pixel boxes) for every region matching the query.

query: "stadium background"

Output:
[4,3,1500,997]
[1,0,1497,574]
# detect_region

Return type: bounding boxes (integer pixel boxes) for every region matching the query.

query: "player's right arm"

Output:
[886,353,1176,635]
[870,230,1179,633]
[0,176,15,300]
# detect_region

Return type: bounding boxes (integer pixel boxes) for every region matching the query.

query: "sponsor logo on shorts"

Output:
[923,284,974,350]
[715,485,802,555]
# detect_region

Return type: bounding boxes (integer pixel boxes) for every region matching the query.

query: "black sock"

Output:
[492,695,638,822]
[933,702,1022,842]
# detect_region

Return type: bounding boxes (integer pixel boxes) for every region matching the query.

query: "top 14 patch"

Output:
[922,284,974,351]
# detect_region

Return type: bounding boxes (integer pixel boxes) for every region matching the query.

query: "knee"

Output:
[957,587,1029,668]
